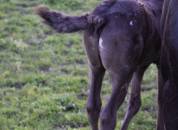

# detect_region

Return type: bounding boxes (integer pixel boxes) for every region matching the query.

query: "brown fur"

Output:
[35,0,163,130]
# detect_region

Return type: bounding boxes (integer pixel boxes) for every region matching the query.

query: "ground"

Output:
[0,0,158,130]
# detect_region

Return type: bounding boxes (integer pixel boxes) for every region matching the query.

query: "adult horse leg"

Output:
[157,68,166,130]
[160,0,178,129]
[121,65,148,130]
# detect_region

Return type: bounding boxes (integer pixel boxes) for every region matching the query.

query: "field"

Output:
[0,0,158,130]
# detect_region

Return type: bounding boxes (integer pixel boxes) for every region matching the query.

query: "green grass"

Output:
[0,0,158,129]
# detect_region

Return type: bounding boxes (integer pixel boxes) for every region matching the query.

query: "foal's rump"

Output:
[98,13,137,73]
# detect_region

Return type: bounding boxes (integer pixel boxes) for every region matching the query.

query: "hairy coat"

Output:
[35,0,163,129]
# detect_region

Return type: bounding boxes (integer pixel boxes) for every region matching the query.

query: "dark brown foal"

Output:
[35,0,162,129]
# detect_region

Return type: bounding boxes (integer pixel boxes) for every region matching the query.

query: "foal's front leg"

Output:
[121,66,148,130]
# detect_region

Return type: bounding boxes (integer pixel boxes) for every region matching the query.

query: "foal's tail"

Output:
[34,5,106,33]
[34,5,92,33]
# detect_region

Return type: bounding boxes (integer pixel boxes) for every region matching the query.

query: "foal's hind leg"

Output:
[121,66,148,130]
[87,67,105,130]
[84,31,105,130]
[100,72,132,130]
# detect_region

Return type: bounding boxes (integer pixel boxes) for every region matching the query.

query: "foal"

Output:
[35,0,162,129]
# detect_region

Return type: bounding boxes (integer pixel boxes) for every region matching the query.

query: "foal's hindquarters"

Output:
[35,0,162,129]
[85,1,162,130]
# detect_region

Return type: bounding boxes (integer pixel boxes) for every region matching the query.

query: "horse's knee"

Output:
[86,105,101,115]
[86,100,101,116]
[100,106,117,124]
[100,112,111,124]
[100,110,116,130]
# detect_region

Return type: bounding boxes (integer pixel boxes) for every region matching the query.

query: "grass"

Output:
[0,0,158,129]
